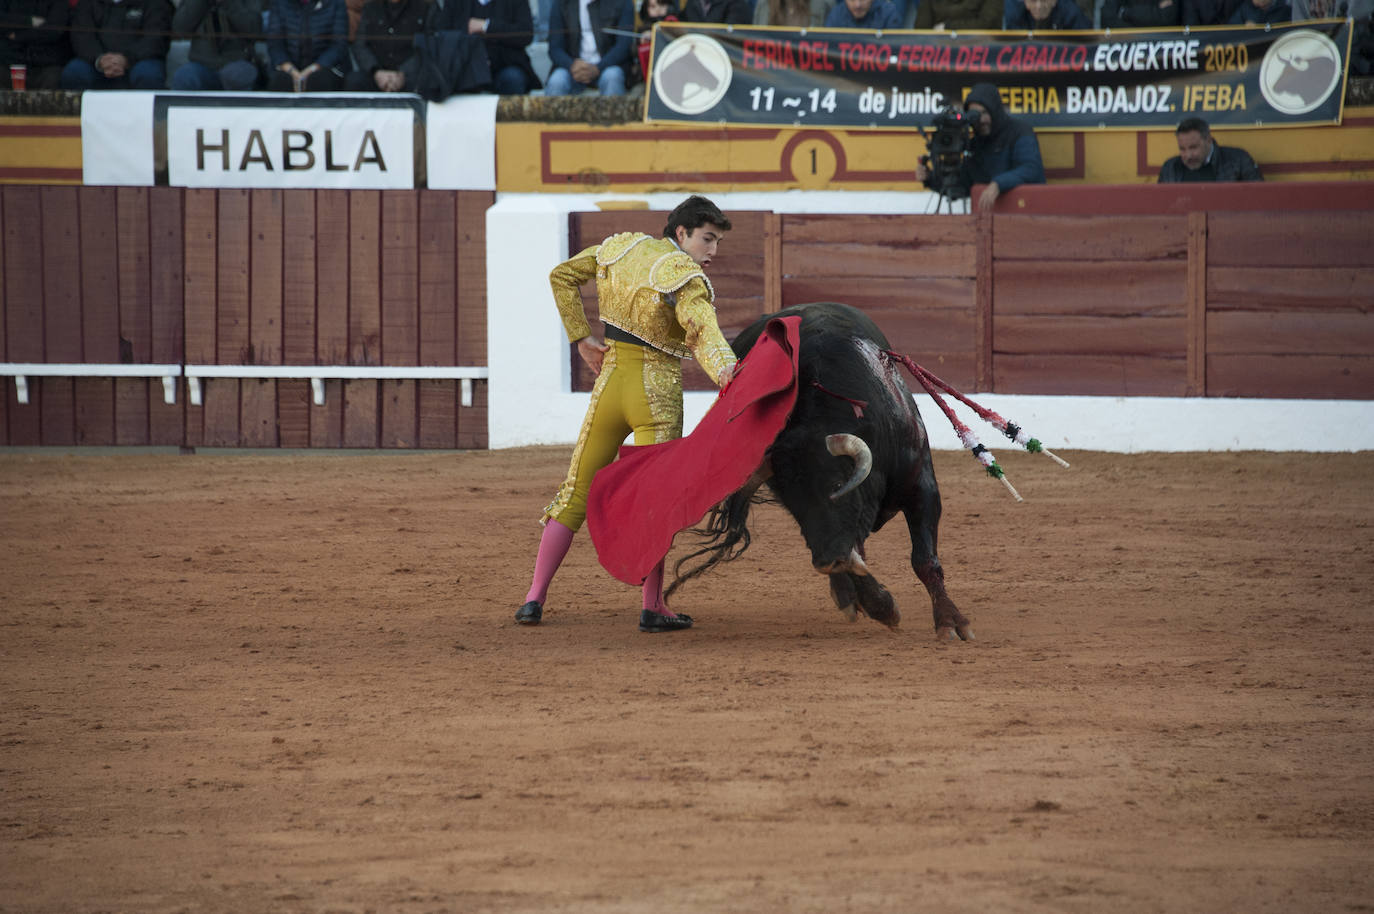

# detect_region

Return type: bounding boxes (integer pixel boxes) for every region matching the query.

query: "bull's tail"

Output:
[665,487,760,600]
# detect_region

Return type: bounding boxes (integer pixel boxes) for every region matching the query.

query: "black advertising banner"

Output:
[643,21,1351,130]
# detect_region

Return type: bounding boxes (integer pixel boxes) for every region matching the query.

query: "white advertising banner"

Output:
[80,91,498,190]
[158,93,422,189]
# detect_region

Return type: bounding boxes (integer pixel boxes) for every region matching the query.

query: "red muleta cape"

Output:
[586,315,802,586]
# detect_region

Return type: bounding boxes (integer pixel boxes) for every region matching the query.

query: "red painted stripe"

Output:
[0,124,81,137]
[0,167,83,181]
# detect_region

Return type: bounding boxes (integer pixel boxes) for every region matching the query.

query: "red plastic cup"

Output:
[9,64,26,91]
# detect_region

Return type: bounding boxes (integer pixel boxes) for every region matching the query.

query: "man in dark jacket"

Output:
[170,0,263,90]
[265,0,350,91]
[1101,0,1180,27]
[61,0,171,89]
[680,0,751,23]
[1158,117,1263,182]
[343,0,429,91]
[1,0,71,89]
[545,0,633,96]
[436,0,540,94]
[917,81,1046,211]
[1005,0,1092,27]
[1228,0,1291,21]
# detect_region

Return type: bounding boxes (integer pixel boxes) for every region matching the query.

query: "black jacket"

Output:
[1101,0,1181,27]
[1158,144,1263,182]
[70,0,172,65]
[437,0,539,88]
[353,0,430,75]
[958,81,1046,194]
[680,0,751,23]
[0,0,72,68]
[172,0,262,69]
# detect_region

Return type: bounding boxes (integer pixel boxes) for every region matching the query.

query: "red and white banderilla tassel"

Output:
[882,350,1070,502]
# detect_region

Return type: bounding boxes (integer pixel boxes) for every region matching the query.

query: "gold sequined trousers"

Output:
[543,340,683,531]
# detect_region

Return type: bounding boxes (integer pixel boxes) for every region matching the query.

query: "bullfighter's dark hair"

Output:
[1176,117,1211,138]
[663,195,732,240]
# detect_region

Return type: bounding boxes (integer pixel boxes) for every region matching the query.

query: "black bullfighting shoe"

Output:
[638,609,693,633]
[515,601,543,625]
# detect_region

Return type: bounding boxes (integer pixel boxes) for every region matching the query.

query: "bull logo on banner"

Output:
[652,33,733,116]
[1259,29,1343,116]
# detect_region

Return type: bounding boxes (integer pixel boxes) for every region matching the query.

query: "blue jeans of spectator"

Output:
[61,57,166,90]
[544,64,626,96]
[492,64,532,95]
[170,60,259,91]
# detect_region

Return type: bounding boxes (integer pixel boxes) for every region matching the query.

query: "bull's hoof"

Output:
[853,574,899,629]
[828,574,859,622]
[935,624,975,642]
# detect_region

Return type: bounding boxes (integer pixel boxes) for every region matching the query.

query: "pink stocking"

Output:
[524,519,575,606]
[641,559,678,617]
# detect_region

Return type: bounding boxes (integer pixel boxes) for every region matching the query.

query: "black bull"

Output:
[668,302,973,641]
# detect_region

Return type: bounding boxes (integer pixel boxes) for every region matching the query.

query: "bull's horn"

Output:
[826,434,872,499]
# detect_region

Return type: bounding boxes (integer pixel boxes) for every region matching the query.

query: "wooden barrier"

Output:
[571,182,1373,404]
[0,186,493,448]
[4,182,1370,448]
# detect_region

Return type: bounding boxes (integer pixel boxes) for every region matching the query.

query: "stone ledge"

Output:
[4,78,1370,118]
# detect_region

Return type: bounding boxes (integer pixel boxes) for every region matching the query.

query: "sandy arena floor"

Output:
[1,446,1372,913]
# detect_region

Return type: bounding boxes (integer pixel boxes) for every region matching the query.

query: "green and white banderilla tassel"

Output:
[955,426,1023,503]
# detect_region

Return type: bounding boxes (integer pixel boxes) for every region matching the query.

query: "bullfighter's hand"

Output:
[468,17,488,33]
[716,362,736,389]
[978,181,1001,212]
[577,336,608,376]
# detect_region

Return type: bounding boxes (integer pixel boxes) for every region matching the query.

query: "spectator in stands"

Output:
[915,0,1003,29]
[1005,0,1092,27]
[1003,0,1095,26]
[1229,0,1291,21]
[752,0,830,25]
[1158,117,1263,182]
[545,0,634,96]
[348,0,365,39]
[1314,1,1374,75]
[1,0,71,89]
[265,0,350,91]
[635,0,677,87]
[823,0,902,28]
[680,0,752,22]
[1101,0,1180,26]
[170,0,263,90]
[1292,0,1373,17]
[343,0,429,92]
[437,0,542,94]
[61,0,171,90]
[916,81,1045,211]
[1181,0,1240,22]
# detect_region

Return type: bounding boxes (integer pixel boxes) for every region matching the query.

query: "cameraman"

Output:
[916,82,1046,212]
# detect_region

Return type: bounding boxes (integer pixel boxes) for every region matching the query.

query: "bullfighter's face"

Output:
[676,222,726,268]
[1176,129,1212,170]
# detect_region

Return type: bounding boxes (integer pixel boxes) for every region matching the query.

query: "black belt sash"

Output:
[604,324,653,348]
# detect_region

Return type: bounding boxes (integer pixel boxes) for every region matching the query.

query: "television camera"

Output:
[918,105,976,202]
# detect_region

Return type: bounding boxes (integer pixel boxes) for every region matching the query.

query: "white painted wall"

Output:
[486,192,1374,453]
